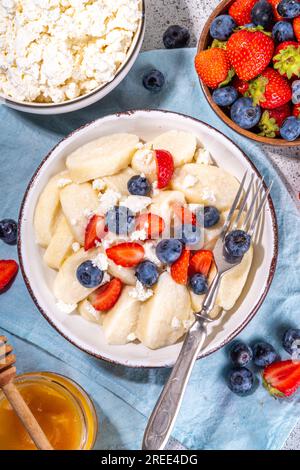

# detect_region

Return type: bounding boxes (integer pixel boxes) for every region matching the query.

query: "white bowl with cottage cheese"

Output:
[18,110,278,367]
[0,0,144,114]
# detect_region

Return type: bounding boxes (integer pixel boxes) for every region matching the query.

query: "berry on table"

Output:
[76,261,104,288]
[105,206,135,235]
[292,80,300,104]
[282,328,300,355]
[156,239,183,265]
[210,15,237,41]
[263,359,300,397]
[0,260,19,291]
[127,175,151,196]
[230,97,262,129]
[204,206,220,228]
[0,219,17,245]
[272,21,295,42]
[194,48,231,89]
[189,273,208,295]
[224,229,251,258]
[230,342,253,367]
[163,25,190,49]
[143,70,165,92]
[277,0,300,18]
[227,367,255,395]
[135,260,159,287]
[251,0,274,28]
[280,116,300,140]
[253,341,279,367]
[212,86,238,107]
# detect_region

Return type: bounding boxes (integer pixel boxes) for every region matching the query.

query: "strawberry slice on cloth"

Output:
[263,360,300,397]
[0,260,18,291]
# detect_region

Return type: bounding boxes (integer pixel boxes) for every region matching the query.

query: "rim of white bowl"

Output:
[0,0,145,110]
[18,109,279,368]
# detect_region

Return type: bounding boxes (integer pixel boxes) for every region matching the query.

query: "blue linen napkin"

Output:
[0,48,299,451]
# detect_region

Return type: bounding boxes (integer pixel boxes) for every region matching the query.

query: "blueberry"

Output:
[292,80,300,105]
[272,21,295,42]
[181,224,201,246]
[210,15,237,41]
[204,206,220,228]
[143,70,165,92]
[189,273,208,295]
[277,0,300,18]
[212,86,238,107]
[105,206,135,235]
[156,239,183,265]
[227,367,255,395]
[244,23,256,28]
[135,260,159,287]
[282,328,300,355]
[0,219,18,245]
[253,342,278,367]
[251,0,274,28]
[127,175,151,196]
[163,25,190,49]
[224,230,251,258]
[280,116,300,141]
[231,97,262,129]
[230,342,253,367]
[76,261,103,288]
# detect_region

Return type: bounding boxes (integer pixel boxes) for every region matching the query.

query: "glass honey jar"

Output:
[0,371,98,450]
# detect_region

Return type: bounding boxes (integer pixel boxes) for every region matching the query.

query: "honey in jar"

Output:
[0,372,97,450]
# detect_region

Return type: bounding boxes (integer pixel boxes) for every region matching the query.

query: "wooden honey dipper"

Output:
[0,335,53,450]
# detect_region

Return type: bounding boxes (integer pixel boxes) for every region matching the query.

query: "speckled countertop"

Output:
[142,0,300,450]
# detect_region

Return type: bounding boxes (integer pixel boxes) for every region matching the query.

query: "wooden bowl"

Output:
[197,0,300,147]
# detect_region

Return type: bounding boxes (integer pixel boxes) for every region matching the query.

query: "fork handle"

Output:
[142,318,207,450]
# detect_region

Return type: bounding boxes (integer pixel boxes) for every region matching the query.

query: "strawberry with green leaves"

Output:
[273,41,300,79]
[263,360,300,398]
[229,0,258,26]
[227,29,274,81]
[247,68,292,109]
[259,103,291,137]
[194,47,232,89]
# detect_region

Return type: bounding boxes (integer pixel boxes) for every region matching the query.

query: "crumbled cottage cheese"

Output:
[195,148,212,165]
[201,188,216,203]
[85,302,101,322]
[92,252,109,271]
[92,178,106,191]
[171,316,181,330]
[0,0,141,103]
[129,280,153,302]
[71,241,80,252]
[127,332,137,342]
[120,195,152,214]
[130,228,147,241]
[98,189,121,215]
[182,174,198,189]
[143,241,161,266]
[57,177,72,188]
[56,300,77,314]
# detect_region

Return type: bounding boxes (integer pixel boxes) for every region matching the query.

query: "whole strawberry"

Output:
[247,68,292,109]
[273,41,300,79]
[227,30,274,81]
[293,16,300,42]
[259,103,291,136]
[229,0,258,26]
[195,48,231,88]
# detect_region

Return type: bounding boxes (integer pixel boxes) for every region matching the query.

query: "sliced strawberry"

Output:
[170,249,190,285]
[106,242,144,267]
[0,260,18,291]
[90,278,123,311]
[135,213,165,239]
[189,250,213,277]
[84,215,106,251]
[263,360,300,398]
[172,202,197,226]
[155,149,174,189]
[229,0,258,26]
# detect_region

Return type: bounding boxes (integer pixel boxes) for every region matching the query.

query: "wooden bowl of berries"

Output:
[196,0,300,146]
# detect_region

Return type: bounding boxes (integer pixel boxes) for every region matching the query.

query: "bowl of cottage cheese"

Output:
[0,0,144,114]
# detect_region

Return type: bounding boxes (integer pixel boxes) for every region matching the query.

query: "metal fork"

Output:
[142,172,273,450]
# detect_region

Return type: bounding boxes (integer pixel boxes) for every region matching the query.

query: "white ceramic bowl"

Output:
[18,110,278,367]
[0,2,145,115]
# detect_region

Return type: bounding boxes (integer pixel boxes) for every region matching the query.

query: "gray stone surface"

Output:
[142,0,300,450]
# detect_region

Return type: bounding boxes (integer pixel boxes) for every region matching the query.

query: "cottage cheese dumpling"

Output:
[0,0,141,103]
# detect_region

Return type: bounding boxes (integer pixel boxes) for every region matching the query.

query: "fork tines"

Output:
[222,171,273,240]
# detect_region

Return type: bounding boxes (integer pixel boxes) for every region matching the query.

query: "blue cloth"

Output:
[0,49,299,450]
